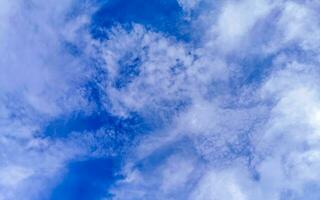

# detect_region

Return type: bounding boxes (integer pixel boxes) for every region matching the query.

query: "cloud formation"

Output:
[0,0,94,199]
[2,0,320,199]
[97,1,320,199]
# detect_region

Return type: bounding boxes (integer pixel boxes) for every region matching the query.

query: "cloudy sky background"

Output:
[1,0,320,199]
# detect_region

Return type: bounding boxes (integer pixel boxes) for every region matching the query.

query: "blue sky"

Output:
[1,0,320,199]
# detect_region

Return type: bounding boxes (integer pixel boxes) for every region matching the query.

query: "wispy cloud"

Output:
[99,1,320,199]
[2,0,320,199]
[0,0,94,199]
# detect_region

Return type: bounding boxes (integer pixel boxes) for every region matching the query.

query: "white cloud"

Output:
[0,134,87,200]
[0,0,95,199]
[0,0,91,129]
[105,0,320,199]
[0,166,33,187]
[98,24,229,117]
[197,0,275,55]
[177,0,200,11]
[3,0,320,199]
[190,169,248,200]
[263,1,320,54]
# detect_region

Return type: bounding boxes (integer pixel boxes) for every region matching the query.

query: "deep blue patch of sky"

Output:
[90,0,191,41]
[50,158,121,200]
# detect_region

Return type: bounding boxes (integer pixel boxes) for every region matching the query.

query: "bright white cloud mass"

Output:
[1,0,320,199]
